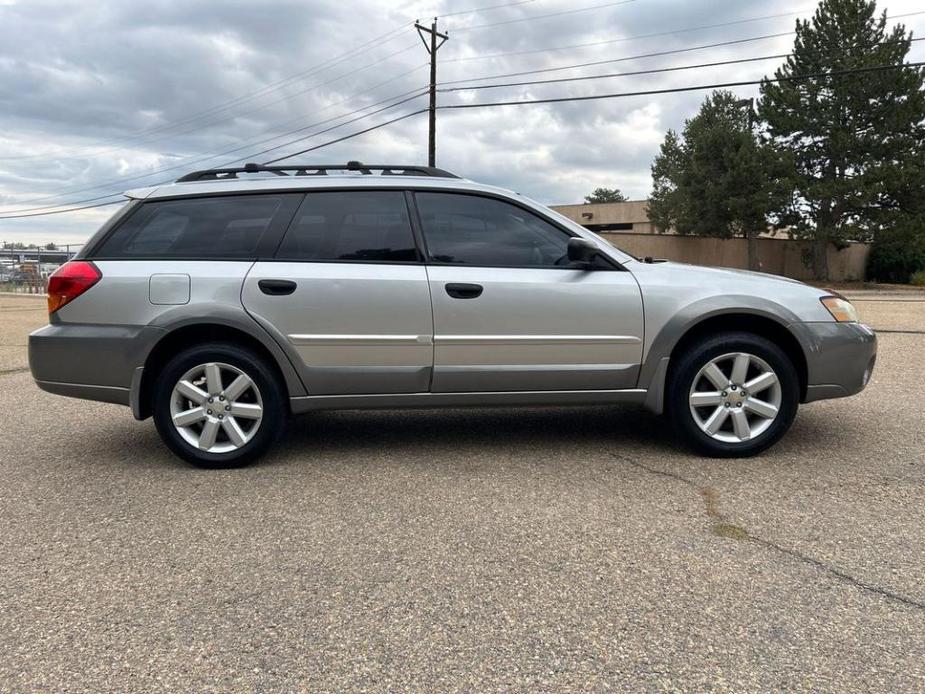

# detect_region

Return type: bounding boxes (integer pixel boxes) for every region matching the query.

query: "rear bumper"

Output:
[793,321,877,403]
[29,323,163,409]
[33,379,130,406]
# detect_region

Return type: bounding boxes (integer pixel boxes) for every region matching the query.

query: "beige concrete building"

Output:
[552,200,655,234]
[551,200,786,238]
[550,201,870,282]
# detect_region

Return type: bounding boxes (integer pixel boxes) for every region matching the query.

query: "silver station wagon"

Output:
[29,162,877,468]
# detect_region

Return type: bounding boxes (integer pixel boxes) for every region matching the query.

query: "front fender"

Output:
[637,295,810,414]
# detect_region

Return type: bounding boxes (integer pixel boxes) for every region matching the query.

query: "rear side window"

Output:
[95,195,285,258]
[276,191,418,263]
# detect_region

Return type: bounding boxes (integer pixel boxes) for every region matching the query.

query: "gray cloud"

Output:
[0,0,922,243]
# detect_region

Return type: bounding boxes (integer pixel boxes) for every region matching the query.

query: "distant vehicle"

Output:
[38,263,61,278]
[29,162,876,468]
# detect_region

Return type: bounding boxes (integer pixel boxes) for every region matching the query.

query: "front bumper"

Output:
[792,321,877,403]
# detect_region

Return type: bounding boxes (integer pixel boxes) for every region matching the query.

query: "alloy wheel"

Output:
[688,352,782,444]
[169,362,264,453]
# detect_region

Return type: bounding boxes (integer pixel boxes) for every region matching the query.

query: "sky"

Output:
[0,0,923,246]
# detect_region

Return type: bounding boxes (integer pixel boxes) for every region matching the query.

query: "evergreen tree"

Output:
[584,187,628,204]
[648,90,784,270]
[758,0,925,280]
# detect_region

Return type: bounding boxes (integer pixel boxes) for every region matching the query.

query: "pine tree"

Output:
[648,90,784,271]
[584,187,628,204]
[758,0,925,280]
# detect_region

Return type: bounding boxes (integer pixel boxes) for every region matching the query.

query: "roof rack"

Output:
[175,160,460,182]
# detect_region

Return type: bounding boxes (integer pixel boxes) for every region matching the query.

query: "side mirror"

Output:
[567,238,599,267]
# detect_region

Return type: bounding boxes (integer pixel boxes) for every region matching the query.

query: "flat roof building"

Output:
[551,201,654,234]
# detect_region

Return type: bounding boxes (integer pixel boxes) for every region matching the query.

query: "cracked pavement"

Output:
[1,293,923,692]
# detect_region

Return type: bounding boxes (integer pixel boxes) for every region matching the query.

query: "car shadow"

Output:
[58,403,679,472]
[69,402,844,473]
[275,404,678,461]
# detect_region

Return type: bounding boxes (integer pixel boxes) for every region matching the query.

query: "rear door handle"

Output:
[258,279,297,296]
[445,282,483,299]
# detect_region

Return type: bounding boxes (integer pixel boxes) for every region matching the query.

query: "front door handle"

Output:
[445,282,483,299]
[258,279,297,296]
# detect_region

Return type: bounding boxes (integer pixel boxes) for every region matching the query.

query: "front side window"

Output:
[415,192,571,267]
[276,191,418,262]
[95,195,285,258]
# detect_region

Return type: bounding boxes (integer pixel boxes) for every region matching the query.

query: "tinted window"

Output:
[276,191,417,262]
[96,195,284,258]
[415,192,570,267]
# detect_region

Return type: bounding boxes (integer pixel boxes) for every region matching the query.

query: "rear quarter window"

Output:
[94,194,287,259]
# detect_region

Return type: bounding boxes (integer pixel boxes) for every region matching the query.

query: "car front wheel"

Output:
[668,331,799,457]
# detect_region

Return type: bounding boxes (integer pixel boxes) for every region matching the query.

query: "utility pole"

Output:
[735,97,761,272]
[415,18,448,167]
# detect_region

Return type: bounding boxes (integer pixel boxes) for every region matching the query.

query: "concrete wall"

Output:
[548,202,869,281]
[597,232,870,282]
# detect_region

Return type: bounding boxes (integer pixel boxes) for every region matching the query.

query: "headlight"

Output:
[820,294,860,323]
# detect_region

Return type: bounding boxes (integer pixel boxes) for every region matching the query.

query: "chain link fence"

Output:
[0,246,83,294]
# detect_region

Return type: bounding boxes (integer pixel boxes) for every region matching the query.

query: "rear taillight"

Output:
[47,261,101,314]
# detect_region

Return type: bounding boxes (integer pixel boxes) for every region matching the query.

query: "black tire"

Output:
[153,342,286,468]
[667,331,799,458]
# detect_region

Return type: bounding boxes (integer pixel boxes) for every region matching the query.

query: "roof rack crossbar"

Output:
[176,161,459,182]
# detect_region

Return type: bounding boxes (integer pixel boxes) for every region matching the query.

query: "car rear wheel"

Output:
[668,331,799,457]
[153,343,286,468]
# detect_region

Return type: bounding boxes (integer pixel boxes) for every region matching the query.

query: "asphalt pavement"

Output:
[1,292,923,692]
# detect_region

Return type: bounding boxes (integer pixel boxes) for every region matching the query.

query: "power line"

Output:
[236,64,426,140]
[134,25,414,136]
[120,43,421,150]
[6,2,922,184]
[15,8,919,185]
[0,88,430,215]
[0,109,433,219]
[3,67,433,214]
[439,38,925,92]
[440,54,789,91]
[8,55,925,220]
[438,32,796,86]
[118,0,568,132]
[444,9,809,62]
[6,15,924,219]
[0,23,415,163]
[443,8,925,63]
[132,10,925,162]
[0,41,421,168]
[8,59,923,219]
[0,199,127,220]
[0,1,560,166]
[436,61,925,110]
[263,109,429,164]
[450,0,638,32]
[0,72,430,212]
[25,44,915,215]
[436,0,538,18]
[210,91,430,165]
